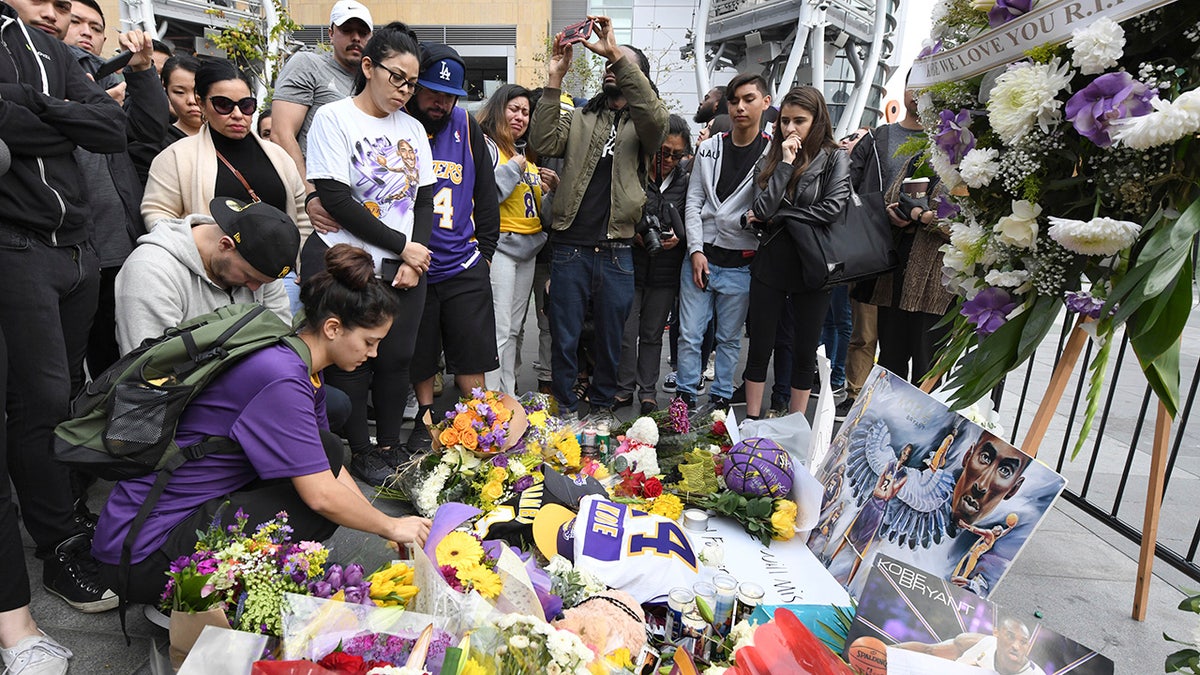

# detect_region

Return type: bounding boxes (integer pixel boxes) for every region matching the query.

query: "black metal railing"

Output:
[992,311,1200,581]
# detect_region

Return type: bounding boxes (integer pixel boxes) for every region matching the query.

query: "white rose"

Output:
[993,200,1042,250]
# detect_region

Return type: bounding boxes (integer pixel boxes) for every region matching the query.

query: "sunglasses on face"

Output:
[209,95,257,116]
[659,150,687,160]
[374,62,419,91]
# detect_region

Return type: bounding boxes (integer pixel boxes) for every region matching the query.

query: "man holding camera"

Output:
[615,113,691,415]
[529,15,668,423]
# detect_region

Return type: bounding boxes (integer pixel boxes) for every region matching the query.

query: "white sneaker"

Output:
[1,632,71,675]
[403,391,419,421]
[703,356,715,382]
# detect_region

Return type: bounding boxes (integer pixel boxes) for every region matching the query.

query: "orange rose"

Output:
[495,406,512,423]
[438,427,460,447]
[459,427,479,450]
[453,414,473,431]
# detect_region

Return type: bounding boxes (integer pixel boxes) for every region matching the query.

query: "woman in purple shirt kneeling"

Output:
[94,244,432,604]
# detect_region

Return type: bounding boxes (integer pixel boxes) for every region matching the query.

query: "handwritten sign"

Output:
[691,517,850,608]
[911,0,1181,87]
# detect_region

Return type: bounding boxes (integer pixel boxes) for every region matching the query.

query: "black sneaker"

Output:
[43,534,118,613]
[730,383,746,404]
[834,397,856,423]
[72,497,97,535]
[349,448,395,486]
[709,395,731,412]
[639,400,658,416]
[612,396,633,410]
[405,421,433,455]
[675,392,697,410]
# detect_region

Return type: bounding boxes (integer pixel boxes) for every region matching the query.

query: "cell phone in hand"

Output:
[94,50,134,80]
[559,19,594,45]
[701,271,710,291]
[380,258,402,282]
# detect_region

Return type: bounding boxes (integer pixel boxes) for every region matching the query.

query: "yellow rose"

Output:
[489,467,508,483]
[771,499,798,540]
[481,480,505,503]
[438,427,460,447]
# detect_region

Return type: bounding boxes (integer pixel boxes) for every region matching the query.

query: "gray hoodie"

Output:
[685,132,769,257]
[114,214,292,354]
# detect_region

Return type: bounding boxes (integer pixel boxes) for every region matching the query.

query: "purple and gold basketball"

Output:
[723,437,794,498]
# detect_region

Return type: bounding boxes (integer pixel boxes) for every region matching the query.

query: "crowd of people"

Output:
[0,0,951,670]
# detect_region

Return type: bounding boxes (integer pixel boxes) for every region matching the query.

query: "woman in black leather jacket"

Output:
[742,86,850,418]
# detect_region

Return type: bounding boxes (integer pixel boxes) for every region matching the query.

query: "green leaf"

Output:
[1166,648,1200,673]
[1071,331,1112,460]
[1137,339,1181,418]
[1129,261,1193,364]
[746,498,773,518]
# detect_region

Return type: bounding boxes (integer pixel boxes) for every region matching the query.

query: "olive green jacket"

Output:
[529,56,669,240]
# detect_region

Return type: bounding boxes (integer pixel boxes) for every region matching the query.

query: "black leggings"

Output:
[100,430,345,606]
[303,238,426,453]
[0,326,32,612]
[743,279,830,390]
[876,305,947,383]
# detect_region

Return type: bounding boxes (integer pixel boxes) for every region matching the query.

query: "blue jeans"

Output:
[821,284,852,387]
[677,259,750,399]
[548,244,635,411]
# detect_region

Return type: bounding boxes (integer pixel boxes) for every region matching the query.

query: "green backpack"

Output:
[53,303,311,633]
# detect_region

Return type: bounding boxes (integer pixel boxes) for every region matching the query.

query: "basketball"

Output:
[722,438,794,498]
[846,636,888,675]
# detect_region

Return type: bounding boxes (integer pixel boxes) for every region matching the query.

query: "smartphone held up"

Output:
[559,18,594,46]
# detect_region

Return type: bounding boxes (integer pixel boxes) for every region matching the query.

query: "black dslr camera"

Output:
[637,202,682,256]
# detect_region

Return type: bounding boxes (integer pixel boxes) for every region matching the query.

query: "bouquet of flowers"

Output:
[543,556,608,611]
[695,491,798,547]
[462,613,598,675]
[913,1,1200,451]
[430,389,526,456]
[433,531,504,600]
[308,562,419,609]
[161,508,329,635]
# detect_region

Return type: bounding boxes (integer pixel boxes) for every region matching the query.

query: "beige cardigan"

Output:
[141,126,313,261]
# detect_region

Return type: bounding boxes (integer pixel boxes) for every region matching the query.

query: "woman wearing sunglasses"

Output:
[299,22,434,484]
[142,59,310,254]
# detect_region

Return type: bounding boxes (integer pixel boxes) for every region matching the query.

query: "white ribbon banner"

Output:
[910,0,1181,88]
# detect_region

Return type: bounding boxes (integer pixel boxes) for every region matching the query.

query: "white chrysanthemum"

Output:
[993,200,1042,250]
[415,463,451,516]
[984,269,1031,287]
[930,0,953,27]
[1047,216,1141,256]
[1068,18,1124,75]
[958,147,1000,188]
[987,59,1074,144]
[1111,90,1200,149]
[929,147,963,189]
[942,221,986,274]
[508,635,530,650]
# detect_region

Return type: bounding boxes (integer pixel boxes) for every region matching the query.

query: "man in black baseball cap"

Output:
[114,198,300,354]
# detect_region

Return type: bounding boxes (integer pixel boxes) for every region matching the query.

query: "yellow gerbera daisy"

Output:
[458,564,503,599]
[435,531,484,569]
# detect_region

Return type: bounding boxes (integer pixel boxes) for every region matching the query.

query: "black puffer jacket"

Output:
[0,3,126,246]
[634,163,689,288]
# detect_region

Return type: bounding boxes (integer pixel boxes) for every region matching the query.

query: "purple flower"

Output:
[917,39,943,59]
[513,474,535,492]
[961,287,1018,336]
[1065,72,1155,148]
[344,563,364,586]
[491,454,509,468]
[1065,290,1106,319]
[343,586,366,604]
[471,387,487,399]
[195,558,218,575]
[936,195,961,220]
[308,580,332,597]
[934,109,975,165]
[325,564,343,589]
[988,0,1033,27]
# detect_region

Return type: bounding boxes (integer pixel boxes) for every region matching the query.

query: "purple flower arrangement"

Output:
[1065,71,1155,147]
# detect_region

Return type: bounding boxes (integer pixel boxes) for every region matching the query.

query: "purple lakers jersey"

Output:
[426,106,480,283]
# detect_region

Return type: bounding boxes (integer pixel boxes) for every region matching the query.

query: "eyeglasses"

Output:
[209,95,257,116]
[374,62,419,91]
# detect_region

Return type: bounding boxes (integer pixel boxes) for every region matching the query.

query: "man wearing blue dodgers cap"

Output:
[402,43,501,456]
